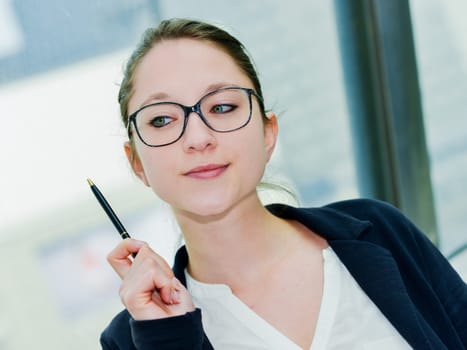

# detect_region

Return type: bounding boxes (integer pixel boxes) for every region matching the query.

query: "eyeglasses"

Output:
[127,86,263,147]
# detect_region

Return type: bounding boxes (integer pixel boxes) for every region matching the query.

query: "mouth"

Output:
[184,163,229,179]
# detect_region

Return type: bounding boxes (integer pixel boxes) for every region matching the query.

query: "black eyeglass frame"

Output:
[127,86,263,147]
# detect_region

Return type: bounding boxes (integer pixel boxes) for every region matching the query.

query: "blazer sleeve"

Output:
[373,199,467,346]
[413,225,467,346]
[100,309,214,349]
[130,309,213,349]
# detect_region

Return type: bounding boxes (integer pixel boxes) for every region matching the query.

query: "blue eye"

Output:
[150,116,173,128]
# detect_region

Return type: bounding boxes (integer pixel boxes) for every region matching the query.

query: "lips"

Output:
[184,164,229,179]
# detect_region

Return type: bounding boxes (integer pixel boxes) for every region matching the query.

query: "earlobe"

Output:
[123,142,150,187]
[264,112,278,161]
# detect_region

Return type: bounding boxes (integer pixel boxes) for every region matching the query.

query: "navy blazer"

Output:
[101,199,467,349]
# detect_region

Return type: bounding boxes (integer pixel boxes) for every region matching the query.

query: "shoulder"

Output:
[268,198,413,243]
[323,198,442,267]
[326,198,427,245]
[100,309,134,350]
[325,198,414,232]
[324,198,406,223]
[296,198,433,254]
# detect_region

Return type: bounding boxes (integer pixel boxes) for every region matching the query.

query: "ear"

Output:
[124,142,150,187]
[263,111,278,161]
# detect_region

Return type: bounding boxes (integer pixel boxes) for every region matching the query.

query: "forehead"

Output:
[130,38,252,110]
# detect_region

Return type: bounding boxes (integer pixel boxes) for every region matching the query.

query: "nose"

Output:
[181,112,217,152]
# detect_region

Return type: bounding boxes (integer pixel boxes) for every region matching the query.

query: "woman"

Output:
[100,18,466,349]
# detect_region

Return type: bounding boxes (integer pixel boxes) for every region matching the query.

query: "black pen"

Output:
[87,179,136,257]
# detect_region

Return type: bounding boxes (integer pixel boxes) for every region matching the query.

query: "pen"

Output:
[87,179,135,257]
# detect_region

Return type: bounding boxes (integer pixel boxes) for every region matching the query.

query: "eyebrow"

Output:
[138,81,241,108]
[139,92,170,108]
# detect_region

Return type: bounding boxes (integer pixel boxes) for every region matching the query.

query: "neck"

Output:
[174,195,295,288]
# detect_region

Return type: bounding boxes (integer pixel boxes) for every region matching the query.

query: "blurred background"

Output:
[0,0,465,348]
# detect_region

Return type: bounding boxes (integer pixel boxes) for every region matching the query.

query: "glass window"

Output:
[410,0,467,254]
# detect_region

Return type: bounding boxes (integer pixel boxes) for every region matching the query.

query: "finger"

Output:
[117,244,176,305]
[107,239,147,279]
[170,277,182,304]
[134,244,174,277]
[132,248,176,305]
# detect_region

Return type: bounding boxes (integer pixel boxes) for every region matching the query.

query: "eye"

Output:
[149,115,173,128]
[211,104,236,114]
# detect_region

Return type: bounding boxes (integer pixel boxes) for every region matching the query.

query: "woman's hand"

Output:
[107,239,195,320]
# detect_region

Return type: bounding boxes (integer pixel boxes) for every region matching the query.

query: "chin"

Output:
[175,198,235,222]
[193,202,231,218]
[171,186,258,222]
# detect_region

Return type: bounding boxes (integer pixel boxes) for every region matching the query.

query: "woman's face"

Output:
[126,38,277,219]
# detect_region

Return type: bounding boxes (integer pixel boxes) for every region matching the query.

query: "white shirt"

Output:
[185,247,412,350]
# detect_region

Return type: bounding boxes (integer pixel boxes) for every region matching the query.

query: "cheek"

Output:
[137,147,175,196]
[235,123,270,177]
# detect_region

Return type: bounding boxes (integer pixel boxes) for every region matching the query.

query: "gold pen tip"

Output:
[87,178,94,186]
